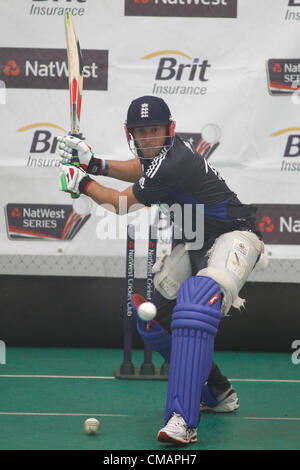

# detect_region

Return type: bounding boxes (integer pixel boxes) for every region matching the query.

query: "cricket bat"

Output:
[64,11,84,199]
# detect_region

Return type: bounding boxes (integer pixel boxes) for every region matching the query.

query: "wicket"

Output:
[114,223,170,380]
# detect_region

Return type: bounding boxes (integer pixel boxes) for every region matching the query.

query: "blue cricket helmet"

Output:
[126,95,173,128]
[125,96,176,159]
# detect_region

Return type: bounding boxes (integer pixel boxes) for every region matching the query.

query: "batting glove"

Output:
[59,164,93,195]
[57,136,108,176]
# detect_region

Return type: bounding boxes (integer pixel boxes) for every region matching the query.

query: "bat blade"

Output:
[64,12,84,199]
[64,11,83,136]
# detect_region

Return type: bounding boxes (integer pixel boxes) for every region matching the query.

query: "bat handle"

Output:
[70,133,80,199]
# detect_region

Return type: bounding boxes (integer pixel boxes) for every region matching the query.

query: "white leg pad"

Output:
[197,231,264,315]
[153,243,192,300]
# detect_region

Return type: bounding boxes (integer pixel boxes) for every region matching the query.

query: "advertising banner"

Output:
[0,0,300,282]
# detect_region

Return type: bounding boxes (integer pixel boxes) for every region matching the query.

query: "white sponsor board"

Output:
[0,0,300,282]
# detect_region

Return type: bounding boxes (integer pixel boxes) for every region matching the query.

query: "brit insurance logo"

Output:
[17,122,72,168]
[271,127,300,172]
[29,0,88,17]
[125,0,237,18]
[266,59,300,95]
[143,50,211,96]
[285,0,300,21]
[0,47,108,90]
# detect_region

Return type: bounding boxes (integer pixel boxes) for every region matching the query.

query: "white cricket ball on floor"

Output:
[137,302,157,321]
[84,418,100,435]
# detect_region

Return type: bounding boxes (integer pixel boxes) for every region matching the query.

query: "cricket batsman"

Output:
[58,96,265,445]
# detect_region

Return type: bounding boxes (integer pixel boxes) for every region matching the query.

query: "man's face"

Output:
[132,125,168,158]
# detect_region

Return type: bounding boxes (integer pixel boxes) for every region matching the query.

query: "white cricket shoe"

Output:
[157,413,197,445]
[200,386,239,413]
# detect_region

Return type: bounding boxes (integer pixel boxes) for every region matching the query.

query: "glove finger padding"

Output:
[58,147,73,164]
[57,135,95,169]
[59,164,89,195]
[57,135,84,150]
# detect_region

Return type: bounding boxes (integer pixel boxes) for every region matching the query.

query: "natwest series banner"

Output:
[5,203,90,241]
